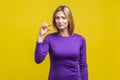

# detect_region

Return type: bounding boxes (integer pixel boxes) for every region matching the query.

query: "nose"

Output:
[59,18,62,23]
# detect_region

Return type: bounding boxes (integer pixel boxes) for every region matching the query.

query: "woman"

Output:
[35,5,88,80]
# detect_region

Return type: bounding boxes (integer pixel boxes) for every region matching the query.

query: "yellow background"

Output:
[0,0,120,80]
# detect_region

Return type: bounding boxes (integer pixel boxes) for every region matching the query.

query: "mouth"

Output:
[57,25,64,28]
[58,25,63,27]
[58,24,64,27]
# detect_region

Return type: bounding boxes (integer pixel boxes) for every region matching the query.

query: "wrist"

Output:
[37,35,43,43]
[39,33,43,37]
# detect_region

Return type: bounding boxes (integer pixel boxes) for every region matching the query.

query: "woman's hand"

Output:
[39,23,52,37]
[37,23,52,43]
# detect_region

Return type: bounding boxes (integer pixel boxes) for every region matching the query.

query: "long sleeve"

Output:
[79,38,88,80]
[35,35,50,63]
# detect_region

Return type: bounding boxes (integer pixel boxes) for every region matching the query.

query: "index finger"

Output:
[46,24,52,27]
[43,23,52,28]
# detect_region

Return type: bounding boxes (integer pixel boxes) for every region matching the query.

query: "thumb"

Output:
[46,28,53,32]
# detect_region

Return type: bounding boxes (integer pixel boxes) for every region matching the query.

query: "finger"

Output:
[41,24,51,29]
[46,28,53,32]
[47,24,52,27]
[44,23,52,28]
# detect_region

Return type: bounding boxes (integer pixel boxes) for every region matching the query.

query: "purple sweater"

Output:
[35,32,88,80]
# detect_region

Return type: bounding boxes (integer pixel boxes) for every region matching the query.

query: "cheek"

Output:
[55,18,59,23]
[64,20,69,25]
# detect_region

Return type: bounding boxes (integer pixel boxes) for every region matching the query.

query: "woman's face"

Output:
[55,11,69,30]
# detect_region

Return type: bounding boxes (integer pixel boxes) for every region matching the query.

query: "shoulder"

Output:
[44,32,57,39]
[43,32,57,43]
[73,33,85,40]
[74,33,86,46]
[45,32,57,37]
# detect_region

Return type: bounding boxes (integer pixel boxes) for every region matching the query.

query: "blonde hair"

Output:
[52,5,74,35]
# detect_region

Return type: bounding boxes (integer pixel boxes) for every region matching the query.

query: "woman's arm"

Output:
[79,37,88,80]
[35,23,52,64]
[35,35,50,63]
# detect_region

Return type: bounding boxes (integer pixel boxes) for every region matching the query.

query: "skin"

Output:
[55,11,69,36]
[38,11,69,42]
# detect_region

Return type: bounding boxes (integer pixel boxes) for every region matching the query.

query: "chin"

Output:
[58,28,65,30]
[58,27,64,30]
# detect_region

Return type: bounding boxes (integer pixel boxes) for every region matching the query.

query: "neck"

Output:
[58,29,70,37]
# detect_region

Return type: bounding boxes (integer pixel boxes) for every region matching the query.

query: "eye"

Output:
[62,16,66,19]
[55,16,59,19]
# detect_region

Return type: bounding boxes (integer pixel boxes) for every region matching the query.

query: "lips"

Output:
[58,25,63,26]
[57,25,64,28]
[58,23,64,26]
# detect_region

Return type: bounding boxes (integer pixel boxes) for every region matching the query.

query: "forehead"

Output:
[55,11,66,17]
